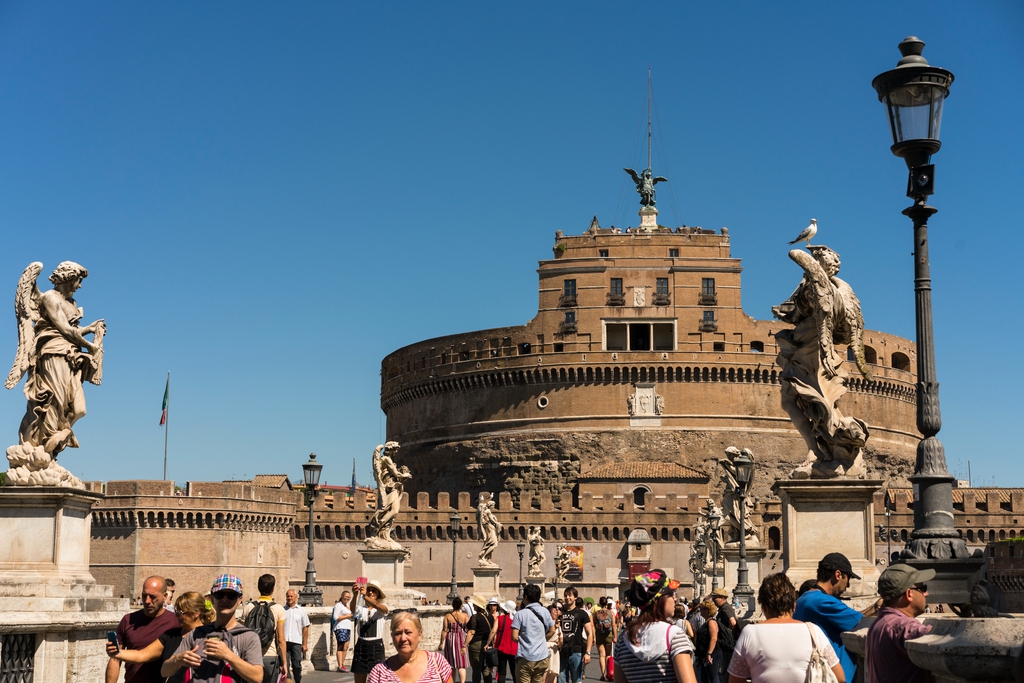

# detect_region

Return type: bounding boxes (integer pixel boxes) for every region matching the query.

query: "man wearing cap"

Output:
[865,565,935,683]
[794,553,872,683]
[163,574,264,683]
[107,576,180,683]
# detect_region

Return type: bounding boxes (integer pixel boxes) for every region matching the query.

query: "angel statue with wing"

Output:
[5,262,105,488]
[623,167,667,208]
[366,441,412,551]
[773,246,871,479]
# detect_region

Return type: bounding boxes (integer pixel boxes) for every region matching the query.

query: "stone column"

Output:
[471,566,501,600]
[358,547,424,607]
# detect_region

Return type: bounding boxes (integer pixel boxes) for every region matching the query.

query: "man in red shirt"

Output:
[865,564,936,683]
[107,576,180,683]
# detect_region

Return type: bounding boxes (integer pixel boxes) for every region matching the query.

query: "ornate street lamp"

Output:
[298,453,323,607]
[708,504,722,592]
[873,37,982,605]
[516,540,526,601]
[732,449,755,616]
[448,512,461,603]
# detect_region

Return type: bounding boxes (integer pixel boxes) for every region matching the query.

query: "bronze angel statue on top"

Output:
[4,262,105,488]
[624,167,667,208]
[773,246,871,479]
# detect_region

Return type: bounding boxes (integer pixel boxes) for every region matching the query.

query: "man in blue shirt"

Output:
[512,584,557,683]
[794,553,871,683]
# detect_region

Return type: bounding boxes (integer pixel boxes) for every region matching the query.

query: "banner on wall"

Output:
[561,545,584,582]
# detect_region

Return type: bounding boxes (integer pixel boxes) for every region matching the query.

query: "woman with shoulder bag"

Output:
[612,570,697,683]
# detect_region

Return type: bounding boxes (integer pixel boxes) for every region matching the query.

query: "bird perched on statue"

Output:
[789,219,817,246]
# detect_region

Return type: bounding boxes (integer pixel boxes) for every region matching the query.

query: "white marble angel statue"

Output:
[5,262,105,488]
[773,246,871,479]
[527,525,545,577]
[719,447,760,546]
[477,493,502,567]
[366,441,412,550]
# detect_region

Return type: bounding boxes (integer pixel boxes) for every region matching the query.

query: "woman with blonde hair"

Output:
[107,591,216,683]
[368,610,453,683]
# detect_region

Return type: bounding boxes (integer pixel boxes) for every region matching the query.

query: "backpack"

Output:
[594,609,613,635]
[244,600,277,651]
[714,613,735,651]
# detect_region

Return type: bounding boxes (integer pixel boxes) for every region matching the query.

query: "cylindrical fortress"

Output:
[382,221,920,502]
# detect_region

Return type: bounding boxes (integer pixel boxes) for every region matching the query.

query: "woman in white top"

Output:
[613,569,697,683]
[727,573,845,683]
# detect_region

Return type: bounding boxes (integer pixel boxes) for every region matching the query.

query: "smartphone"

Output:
[107,631,119,654]
[356,576,368,590]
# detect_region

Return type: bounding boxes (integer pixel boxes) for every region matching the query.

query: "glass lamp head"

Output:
[302,453,322,489]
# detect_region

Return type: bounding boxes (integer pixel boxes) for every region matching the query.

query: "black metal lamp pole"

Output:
[516,540,526,601]
[298,453,323,607]
[448,512,461,603]
[731,450,755,614]
[873,38,982,604]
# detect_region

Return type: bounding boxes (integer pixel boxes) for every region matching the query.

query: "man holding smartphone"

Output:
[106,576,179,683]
[163,574,264,683]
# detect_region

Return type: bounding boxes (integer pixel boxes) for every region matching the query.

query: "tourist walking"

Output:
[351,580,390,683]
[163,574,264,683]
[693,601,721,683]
[512,583,557,683]
[544,604,563,683]
[107,591,215,683]
[241,574,288,683]
[283,590,310,683]
[106,576,180,683]
[593,597,617,681]
[612,569,696,683]
[865,565,936,683]
[493,601,519,683]
[440,598,470,683]
[558,587,593,683]
[367,610,454,683]
[467,596,497,683]
[793,553,872,683]
[726,573,843,683]
[332,591,354,672]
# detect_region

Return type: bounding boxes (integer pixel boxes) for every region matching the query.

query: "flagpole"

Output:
[163,371,169,480]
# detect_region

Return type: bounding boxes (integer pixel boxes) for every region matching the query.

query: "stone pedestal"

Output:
[639,207,658,231]
[722,545,767,617]
[472,565,502,600]
[772,479,883,605]
[525,576,547,603]
[0,487,128,683]
[358,547,425,607]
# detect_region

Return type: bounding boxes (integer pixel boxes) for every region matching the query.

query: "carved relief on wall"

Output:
[628,383,663,416]
[633,286,646,307]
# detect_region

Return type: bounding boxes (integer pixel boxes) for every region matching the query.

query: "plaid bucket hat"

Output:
[211,573,243,595]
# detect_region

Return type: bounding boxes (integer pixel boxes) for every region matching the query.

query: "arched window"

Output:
[602,527,610,540]
[967,529,975,542]
[613,527,620,541]
[891,352,911,371]
[864,346,878,364]
[632,486,650,508]
[768,527,781,550]
[683,528,691,541]
[750,341,764,353]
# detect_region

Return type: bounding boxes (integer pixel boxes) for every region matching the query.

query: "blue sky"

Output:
[1,2,1021,488]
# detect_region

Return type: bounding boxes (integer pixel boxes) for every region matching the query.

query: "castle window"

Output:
[553,343,564,352]
[565,311,576,324]
[564,280,576,297]
[632,486,650,508]
[629,324,650,351]
[703,310,715,323]
[713,342,725,352]
[605,321,675,351]
[669,249,679,258]
[656,278,669,296]
[750,341,764,353]
[653,323,674,351]
[518,343,532,355]
[864,345,878,364]
[702,278,715,295]
[610,278,623,296]
[599,249,609,258]
[891,352,911,371]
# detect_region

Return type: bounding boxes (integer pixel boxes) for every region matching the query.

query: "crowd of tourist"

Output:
[104,552,940,683]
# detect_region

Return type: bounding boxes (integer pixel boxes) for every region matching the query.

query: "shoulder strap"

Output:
[806,623,821,654]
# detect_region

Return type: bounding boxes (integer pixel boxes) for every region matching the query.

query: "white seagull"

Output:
[789,218,817,246]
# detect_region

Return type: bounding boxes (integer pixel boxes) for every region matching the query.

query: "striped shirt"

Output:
[368,651,453,683]
[613,623,693,683]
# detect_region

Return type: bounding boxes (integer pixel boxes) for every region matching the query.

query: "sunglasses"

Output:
[213,591,241,601]
[910,583,928,594]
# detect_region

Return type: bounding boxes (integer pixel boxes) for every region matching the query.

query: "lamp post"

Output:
[298,453,323,607]
[448,512,461,604]
[732,449,755,615]
[878,492,900,565]
[516,540,526,601]
[708,503,721,592]
[873,38,982,605]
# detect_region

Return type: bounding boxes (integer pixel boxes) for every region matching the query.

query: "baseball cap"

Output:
[819,552,861,580]
[878,564,936,599]
[627,569,680,609]
[211,574,243,595]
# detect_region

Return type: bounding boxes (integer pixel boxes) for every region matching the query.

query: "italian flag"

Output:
[159,376,169,425]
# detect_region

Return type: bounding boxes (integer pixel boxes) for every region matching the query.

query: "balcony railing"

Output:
[607,293,625,306]
[653,292,671,306]
[559,321,578,334]
[699,292,718,306]
[699,319,718,332]
[559,294,577,307]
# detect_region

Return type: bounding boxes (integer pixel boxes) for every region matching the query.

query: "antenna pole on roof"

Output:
[647,65,652,172]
